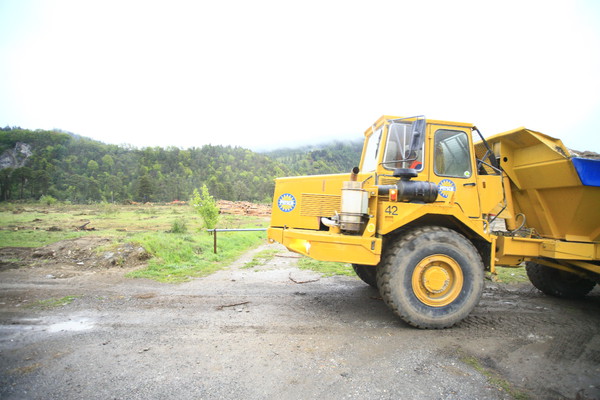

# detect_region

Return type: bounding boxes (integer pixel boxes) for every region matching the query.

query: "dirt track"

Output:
[0,240,599,400]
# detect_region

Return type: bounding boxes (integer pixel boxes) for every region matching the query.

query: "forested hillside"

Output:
[0,127,363,203]
[261,140,363,176]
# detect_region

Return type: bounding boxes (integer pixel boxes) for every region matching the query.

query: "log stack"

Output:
[217,200,271,217]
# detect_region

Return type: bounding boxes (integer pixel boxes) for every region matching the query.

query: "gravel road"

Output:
[1,242,599,400]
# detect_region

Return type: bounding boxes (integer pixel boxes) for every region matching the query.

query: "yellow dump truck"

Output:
[267,115,600,328]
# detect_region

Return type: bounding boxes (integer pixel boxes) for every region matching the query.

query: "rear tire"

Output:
[352,264,378,288]
[376,226,484,329]
[525,261,595,299]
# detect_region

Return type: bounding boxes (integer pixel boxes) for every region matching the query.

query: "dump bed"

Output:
[481,128,600,242]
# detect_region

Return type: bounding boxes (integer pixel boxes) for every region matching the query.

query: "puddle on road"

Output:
[0,316,95,339]
[47,317,94,332]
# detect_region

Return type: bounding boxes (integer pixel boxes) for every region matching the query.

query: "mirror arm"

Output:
[472,126,500,170]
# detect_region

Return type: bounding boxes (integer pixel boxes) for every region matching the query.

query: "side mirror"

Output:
[409,118,426,152]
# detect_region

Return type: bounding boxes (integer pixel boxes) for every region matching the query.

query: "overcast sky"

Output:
[1,0,599,152]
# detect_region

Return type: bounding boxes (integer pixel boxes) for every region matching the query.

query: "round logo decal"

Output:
[437,179,456,199]
[277,193,296,212]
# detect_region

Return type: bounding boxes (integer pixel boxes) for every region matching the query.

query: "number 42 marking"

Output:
[385,205,398,215]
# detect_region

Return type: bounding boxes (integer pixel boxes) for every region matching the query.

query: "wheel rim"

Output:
[412,254,464,307]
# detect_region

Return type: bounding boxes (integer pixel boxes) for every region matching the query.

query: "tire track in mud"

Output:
[456,283,600,335]
[545,328,597,363]
[457,311,600,333]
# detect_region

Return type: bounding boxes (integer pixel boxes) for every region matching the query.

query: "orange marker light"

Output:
[390,188,398,202]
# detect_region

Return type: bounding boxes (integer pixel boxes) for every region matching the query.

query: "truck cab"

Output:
[268,116,503,264]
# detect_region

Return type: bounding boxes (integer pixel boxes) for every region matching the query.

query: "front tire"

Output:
[525,261,596,299]
[376,226,484,329]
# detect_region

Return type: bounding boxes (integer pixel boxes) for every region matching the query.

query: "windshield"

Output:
[382,120,425,171]
[361,127,383,172]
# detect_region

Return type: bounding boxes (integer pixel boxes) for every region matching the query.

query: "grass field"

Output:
[0,202,266,245]
[0,202,268,282]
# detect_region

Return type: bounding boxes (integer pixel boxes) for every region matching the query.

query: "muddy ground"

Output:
[0,238,599,400]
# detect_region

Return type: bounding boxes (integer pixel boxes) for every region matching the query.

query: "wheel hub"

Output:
[422,266,450,294]
[412,255,464,307]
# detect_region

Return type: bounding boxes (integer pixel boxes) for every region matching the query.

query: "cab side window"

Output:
[434,130,472,178]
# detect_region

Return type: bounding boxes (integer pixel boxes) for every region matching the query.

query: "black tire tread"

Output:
[376,226,484,329]
[352,264,378,288]
[525,262,595,299]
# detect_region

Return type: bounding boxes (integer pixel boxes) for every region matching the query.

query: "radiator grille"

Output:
[379,177,400,185]
[301,194,341,217]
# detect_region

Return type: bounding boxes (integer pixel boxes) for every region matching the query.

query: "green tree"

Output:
[190,184,219,229]
[0,168,13,201]
[101,154,114,172]
[87,160,99,177]
[13,167,32,199]
[137,174,154,202]
[101,173,122,203]
[32,170,50,197]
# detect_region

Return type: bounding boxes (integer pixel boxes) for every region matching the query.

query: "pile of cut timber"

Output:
[217,200,271,217]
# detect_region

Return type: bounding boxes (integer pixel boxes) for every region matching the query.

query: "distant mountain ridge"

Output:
[0,127,363,203]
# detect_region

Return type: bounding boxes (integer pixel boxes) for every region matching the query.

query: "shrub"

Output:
[190,185,219,229]
[99,202,120,216]
[170,218,188,234]
[39,195,58,206]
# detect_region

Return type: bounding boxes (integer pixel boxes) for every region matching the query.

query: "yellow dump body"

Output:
[482,128,600,242]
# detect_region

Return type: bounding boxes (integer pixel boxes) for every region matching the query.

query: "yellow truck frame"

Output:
[268,115,600,328]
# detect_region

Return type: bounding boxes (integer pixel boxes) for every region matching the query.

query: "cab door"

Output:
[428,125,481,218]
